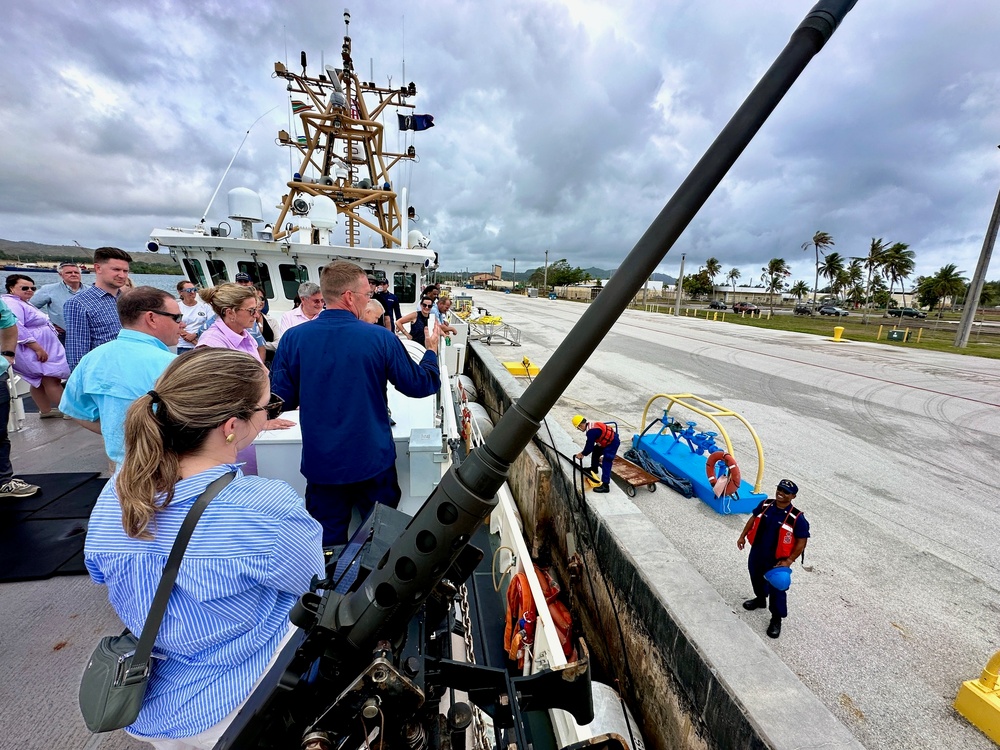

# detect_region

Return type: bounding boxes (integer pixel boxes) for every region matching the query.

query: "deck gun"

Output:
[216,2,858,748]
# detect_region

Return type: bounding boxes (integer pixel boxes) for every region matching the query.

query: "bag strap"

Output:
[127,471,236,679]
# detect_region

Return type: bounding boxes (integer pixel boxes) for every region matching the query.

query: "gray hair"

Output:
[298,281,321,298]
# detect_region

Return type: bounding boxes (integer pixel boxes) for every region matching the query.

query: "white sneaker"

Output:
[0,478,41,498]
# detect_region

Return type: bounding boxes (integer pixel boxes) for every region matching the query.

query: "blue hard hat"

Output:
[764,566,792,591]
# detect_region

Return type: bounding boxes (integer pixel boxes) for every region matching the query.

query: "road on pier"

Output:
[468,289,1000,750]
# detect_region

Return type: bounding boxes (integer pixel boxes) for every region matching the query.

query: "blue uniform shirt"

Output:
[59,329,175,463]
[84,464,324,739]
[270,309,440,484]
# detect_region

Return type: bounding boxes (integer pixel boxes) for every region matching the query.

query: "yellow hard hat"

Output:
[572,415,585,428]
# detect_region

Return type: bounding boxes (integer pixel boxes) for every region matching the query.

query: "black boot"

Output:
[593,483,610,493]
[742,597,767,611]
[766,616,782,639]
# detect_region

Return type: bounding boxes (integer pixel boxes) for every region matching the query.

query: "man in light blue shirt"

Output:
[29,261,84,342]
[60,287,182,465]
[0,299,40,498]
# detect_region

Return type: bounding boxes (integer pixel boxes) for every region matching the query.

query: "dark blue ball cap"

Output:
[777,479,798,495]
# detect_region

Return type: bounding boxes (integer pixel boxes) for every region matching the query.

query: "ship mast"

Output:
[271,10,418,248]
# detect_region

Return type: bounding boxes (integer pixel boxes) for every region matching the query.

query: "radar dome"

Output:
[227,188,263,222]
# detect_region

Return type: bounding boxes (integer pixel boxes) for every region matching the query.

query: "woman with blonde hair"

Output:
[83,348,324,748]
[195,283,260,360]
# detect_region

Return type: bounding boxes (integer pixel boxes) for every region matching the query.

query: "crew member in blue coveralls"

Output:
[572,415,620,494]
[737,479,810,639]
[270,260,440,547]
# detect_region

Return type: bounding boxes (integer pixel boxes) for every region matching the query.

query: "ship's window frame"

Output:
[182,258,207,288]
[237,261,274,299]
[393,271,416,304]
[278,264,310,300]
[206,259,230,285]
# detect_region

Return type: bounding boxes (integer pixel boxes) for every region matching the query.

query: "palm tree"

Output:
[789,280,810,300]
[726,268,741,298]
[882,242,915,314]
[760,258,791,314]
[918,264,967,316]
[704,257,722,300]
[802,231,834,307]
[818,251,845,302]
[862,238,888,324]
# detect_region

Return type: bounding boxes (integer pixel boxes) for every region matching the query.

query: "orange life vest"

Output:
[747,501,801,559]
[503,565,575,668]
[592,421,617,448]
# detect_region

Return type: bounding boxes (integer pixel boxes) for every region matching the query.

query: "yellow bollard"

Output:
[916,328,923,342]
[833,326,845,342]
[713,312,718,321]
[956,651,1000,744]
[877,325,883,340]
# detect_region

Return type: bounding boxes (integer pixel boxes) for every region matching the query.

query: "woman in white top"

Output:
[175,280,212,353]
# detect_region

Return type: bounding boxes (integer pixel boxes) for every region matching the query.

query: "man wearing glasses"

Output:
[30,261,84,344]
[60,287,183,467]
[271,261,441,547]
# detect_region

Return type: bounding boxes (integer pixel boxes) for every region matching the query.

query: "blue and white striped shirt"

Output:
[84,464,325,739]
[63,284,122,370]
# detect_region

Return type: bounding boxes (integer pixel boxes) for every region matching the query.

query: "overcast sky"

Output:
[2,0,999,287]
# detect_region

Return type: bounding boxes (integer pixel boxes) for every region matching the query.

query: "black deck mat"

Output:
[0,472,102,582]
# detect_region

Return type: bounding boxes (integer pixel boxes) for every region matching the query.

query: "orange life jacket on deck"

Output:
[592,421,617,448]
[504,565,575,669]
[747,501,801,559]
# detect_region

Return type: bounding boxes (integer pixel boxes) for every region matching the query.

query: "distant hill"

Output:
[0,238,181,274]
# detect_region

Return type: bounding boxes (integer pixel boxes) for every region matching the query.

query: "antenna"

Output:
[200,106,281,226]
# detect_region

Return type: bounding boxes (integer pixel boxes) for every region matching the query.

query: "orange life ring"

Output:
[706,451,741,496]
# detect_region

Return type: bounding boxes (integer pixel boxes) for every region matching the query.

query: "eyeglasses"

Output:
[347,288,374,299]
[146,309,184,323]
[420,303,433,309]
[252,393,285,420]
[17,286,36,291]
[181,287,197,293]
[237,306,259,314]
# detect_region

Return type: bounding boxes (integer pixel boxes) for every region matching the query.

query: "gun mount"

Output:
[217,2,859,748]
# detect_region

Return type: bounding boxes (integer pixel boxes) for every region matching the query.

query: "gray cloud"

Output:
[1,0,998,286]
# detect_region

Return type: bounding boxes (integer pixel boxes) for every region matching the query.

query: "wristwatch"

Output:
[1,351,15,357]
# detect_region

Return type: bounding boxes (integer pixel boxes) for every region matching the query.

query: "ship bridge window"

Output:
[237,261,273,299]
[181,258,207,288]
[278,264,310,300]
[206,259,230,285]
[393,272,416,304]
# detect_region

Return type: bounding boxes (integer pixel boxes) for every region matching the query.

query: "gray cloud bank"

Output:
[2,0,998,285]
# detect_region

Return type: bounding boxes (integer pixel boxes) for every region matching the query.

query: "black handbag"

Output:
[79,472,235,733]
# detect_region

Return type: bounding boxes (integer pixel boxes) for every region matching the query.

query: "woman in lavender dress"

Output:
[3,274,70,417]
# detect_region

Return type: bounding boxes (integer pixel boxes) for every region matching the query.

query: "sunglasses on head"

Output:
[253,393,285,420]
[146,309,184,323]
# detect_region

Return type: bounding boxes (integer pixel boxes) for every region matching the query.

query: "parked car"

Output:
[887,307,927,318]
[707,300,728,310]
[732,302,760,313]
[793,304,815,316]
[818,305,849,316]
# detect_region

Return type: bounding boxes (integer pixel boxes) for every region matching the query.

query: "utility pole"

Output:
[674,253,686,315]
[512,257,516,293]
[543,249,549,292]
[955,153,1000,347]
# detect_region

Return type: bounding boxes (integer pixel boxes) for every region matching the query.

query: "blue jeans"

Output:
[305,464,401,546]
[0,372,12,483]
